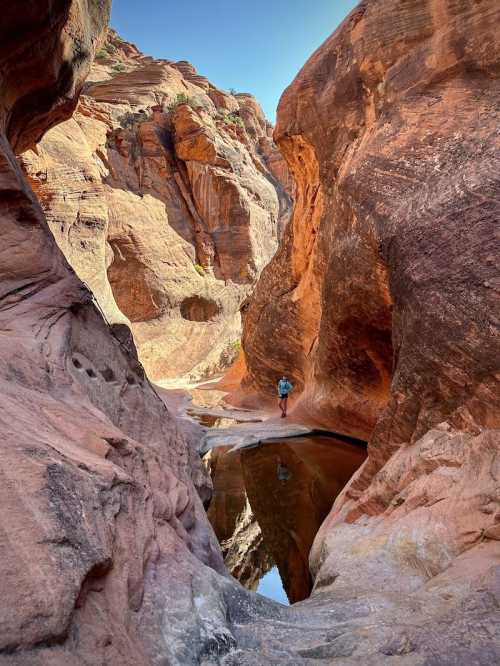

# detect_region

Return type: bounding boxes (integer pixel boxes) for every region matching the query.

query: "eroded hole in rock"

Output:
[180,296,220,322]
[126,375,137,385]
[100,367,116,383]
[204,435,367,604]
[72,357,83,369]
[85,368,97,379]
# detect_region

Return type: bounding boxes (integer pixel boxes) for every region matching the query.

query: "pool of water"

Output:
[205,434,367,604]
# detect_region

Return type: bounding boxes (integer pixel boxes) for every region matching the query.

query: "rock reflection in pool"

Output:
[205,435,367,604]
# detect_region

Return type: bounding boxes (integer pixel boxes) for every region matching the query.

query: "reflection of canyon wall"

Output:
[21,30,293,382]
[205,447,273,590]
[242,0,500,657]
[241,437,367,603]
[205,438,366,603]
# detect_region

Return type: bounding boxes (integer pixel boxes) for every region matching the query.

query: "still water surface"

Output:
[206,434,367,604]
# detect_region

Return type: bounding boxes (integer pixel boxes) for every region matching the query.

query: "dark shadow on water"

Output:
[205,434,367,605]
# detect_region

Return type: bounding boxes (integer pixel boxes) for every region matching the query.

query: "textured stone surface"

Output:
[0,4,224,663]
[202,420,313,454]
[237,0,500,660]
[21,30,293,382]
[2,1,500,664]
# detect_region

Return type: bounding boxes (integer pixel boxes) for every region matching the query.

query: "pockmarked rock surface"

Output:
[0,3,226,663]
[21,30,293,382]
[239,0,500,662]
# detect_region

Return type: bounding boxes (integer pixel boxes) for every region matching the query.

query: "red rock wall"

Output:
[0,4,226,662]
[241,0,500,642]
[243,0,500,447]
[21,31,293,382]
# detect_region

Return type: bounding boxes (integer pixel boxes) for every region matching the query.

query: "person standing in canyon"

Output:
[277,376,294,418]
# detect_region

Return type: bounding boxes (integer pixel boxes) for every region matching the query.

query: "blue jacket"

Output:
[278,379,293,396]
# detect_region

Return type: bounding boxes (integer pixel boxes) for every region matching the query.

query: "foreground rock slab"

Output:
[201,420,314,454]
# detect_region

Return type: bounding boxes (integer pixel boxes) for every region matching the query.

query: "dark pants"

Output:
[278,394,288,415]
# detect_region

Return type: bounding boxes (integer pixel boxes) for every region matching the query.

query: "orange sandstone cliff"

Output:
[21,30,293,382]
[243,0,500,442]
[241,0,500,659]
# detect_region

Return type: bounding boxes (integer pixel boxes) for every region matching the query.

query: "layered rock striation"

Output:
[0,4,224,663]
[21,30,293,382]
[242,0,500,440]
[240,0,500,661]
[3,1,500,664]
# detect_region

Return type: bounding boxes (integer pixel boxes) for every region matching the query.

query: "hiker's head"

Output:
[282,375,287,381]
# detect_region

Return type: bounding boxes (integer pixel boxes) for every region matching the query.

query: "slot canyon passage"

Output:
[0,0,499,665]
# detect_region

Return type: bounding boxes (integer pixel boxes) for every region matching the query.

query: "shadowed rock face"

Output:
[21,30,293,382]
[239,0,500,661]
[0,1,106,153]
[0,3,227,663]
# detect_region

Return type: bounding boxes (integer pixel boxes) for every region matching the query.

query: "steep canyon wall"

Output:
[242,0,500,659]
[21,30,293,382]
[0,4,228,664]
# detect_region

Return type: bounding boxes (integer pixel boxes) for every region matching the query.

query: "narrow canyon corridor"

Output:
[0,0,499,665]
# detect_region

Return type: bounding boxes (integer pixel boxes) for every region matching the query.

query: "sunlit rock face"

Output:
[242,0,500,443]
[240,0,500,661]
[21,30,293,382]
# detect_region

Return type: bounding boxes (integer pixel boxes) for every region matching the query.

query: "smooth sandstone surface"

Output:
[239,0,500,661]
[21,30,293,382]
[242,0,500,442]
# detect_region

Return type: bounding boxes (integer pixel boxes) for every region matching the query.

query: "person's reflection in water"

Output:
[276,456,291,485]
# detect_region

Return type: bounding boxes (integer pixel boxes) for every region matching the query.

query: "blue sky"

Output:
[111,0,359,122]
[257,567,289,605]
